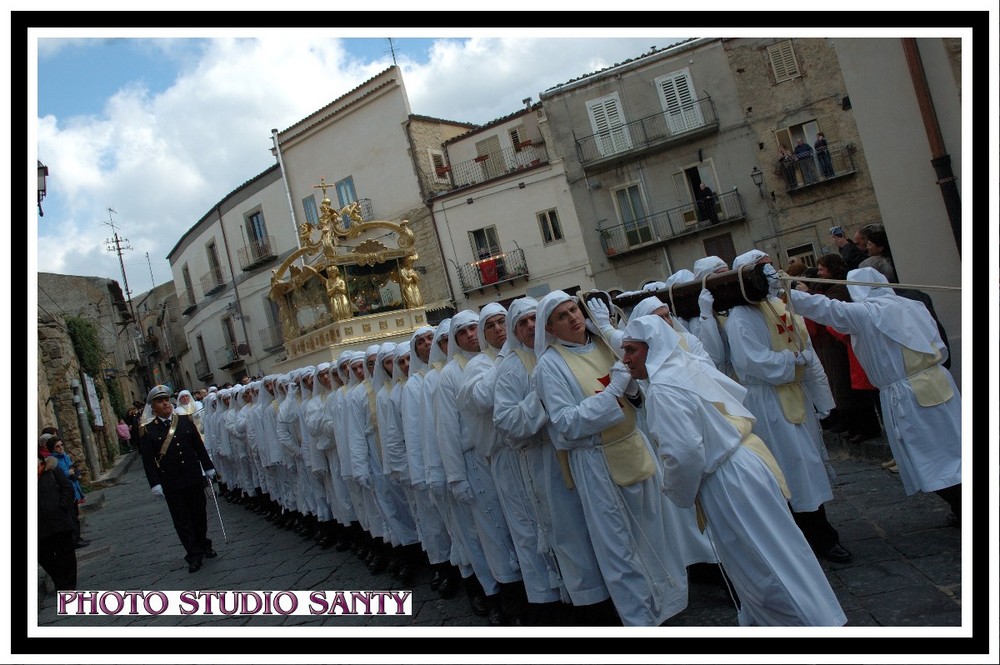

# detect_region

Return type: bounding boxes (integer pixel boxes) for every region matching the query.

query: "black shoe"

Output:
[487,602,505,626]
[437,573,460,599]
[430,569,444,591]
[368,554,389,575]
[204,549,218,559]
[820,543,853,563]
[188,559,203,573]
[470,593,490,617]
[947,513,960,528]
[397,564,415,585]
[75,539,91,549]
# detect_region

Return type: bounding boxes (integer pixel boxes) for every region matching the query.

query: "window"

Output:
[302,195,319,225]
[613,184,652,247]
[196,334,208,363]
[222,316,237,347]
[537,209,564,245]
[702,233,737,269]
[774,118,824,152]
[429,150,450,182]
[586,93,631,157]
[768,40,801,83]
[655,68,704,135]
[509,125,527,151]
[475,135,506,179]
[245,209,267,244]
[469,226,501,260]
[786,242,816,268]
[182,264,196,301]
[335,176,357,207]
[673,162,718,225]
[207,241,223,282]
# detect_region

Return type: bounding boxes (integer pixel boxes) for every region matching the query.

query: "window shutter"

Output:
[587,94,631,156]
[768,41,800,82]
[656,69,704,134]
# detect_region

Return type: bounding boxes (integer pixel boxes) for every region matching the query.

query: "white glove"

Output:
[357,474,372,490]
[587,297,613,332]
[450,480,475,505]
[606,361,635,398]
[698,288,715,319]
[151,485,164,499]
[763,264,785,299]
[794,349,815,366]
[204,468,216,479]
[816,408,832,420]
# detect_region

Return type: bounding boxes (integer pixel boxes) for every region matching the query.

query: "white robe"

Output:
[535,340,689,626]
[316,385,356,526]
[493,349,606,605]
[645,379,847,626]
[725,303,835,512]
[789,290,961,494]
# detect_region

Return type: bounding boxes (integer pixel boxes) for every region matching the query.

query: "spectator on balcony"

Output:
[793,138,816,185]
[778,145,798,188]
[815,132,835,178]
[696,182,720,225]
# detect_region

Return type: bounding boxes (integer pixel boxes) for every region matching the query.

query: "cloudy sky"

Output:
[32,27,697,295]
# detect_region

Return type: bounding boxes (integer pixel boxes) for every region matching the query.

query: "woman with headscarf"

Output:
[786,267,962,524]
[621,315,846,626]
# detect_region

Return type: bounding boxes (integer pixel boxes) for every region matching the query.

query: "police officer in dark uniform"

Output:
[139,385,218,572]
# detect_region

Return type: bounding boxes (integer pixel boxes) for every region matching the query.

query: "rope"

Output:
[783,274,960,293]
[667,283,678,318]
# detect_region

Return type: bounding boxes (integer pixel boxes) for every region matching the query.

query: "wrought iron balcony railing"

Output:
[576,96,719,168]
[599,189,747,258]
[776,142,858,192]
[456,247,530,294]
[439,142,547,190]
[200,269,228,297]
[194,358,212,380]
[238,235,278,271]
[214,343,244,369]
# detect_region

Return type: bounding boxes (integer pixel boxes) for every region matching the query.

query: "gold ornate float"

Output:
[269,178,427,366]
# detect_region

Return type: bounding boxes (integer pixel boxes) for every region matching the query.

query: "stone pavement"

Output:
[36,431,962,630]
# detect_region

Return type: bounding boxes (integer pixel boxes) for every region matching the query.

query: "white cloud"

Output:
[35,34,675,289]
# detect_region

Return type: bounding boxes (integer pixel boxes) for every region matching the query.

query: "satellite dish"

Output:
[236,343,251,356]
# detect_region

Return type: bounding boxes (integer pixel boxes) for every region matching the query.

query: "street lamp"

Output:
[38,161,48,216]
[750,166,764,199]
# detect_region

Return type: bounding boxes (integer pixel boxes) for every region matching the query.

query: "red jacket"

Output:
[826,327,876,390]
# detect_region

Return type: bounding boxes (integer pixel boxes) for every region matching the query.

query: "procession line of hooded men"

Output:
[190,245,960,628]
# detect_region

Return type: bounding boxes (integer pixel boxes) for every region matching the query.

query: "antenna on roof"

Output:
[388,38,397,66]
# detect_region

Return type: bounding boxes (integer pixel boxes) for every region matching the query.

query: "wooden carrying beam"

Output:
[610,265,770,320]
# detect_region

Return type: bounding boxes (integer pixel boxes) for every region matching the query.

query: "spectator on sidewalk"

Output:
[116,417,133,453]
[38,455,78,591]
[46,436,90,548]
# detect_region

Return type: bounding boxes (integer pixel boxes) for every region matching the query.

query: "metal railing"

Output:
[576,96,719,166]
[456,247,529,293]
[194,358,212,380]
[259,324,284,352]
[443,142,548,190]
[776,143,858,192]
[214,343,244,369]
[200,269,228,297]
[599,189,746,258]
[181,291,198,315]
[237,235,277,271]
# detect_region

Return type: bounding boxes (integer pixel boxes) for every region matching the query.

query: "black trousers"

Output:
[164,482,212,564]
[39,530,78,591]
[792,504,841,552]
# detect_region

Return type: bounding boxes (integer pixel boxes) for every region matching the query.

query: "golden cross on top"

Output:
[313,177,332,200]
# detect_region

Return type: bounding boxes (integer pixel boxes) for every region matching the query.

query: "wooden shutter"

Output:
[587,94,631,156]
[768,41,801,82]
[657,68,704,134]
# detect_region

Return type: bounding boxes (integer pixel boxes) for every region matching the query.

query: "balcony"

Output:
[194,358,212,381]
[576,97,719,172]
[599,189,747,259]
[238,235,278,271]
[777,142,858,193]
[456,247,529,294]
[259,324,284,353]
[181,292,198,315]
[215,343,245,370]
[440,142,547,191]
[200,269,228,297]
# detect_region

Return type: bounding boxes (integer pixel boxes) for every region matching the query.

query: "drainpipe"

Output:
[900,38,961,254]
[217,206,255,370]
[70,378,101,481]
[271,128,302,257]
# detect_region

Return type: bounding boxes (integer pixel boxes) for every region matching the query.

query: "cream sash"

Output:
[518,348,575,490]
[553,342,655,487]
[363,380,382,459]
[901,347,954,407]
[760,300,808,424]
[691,403,791,532]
